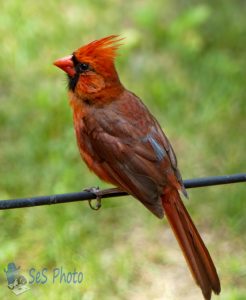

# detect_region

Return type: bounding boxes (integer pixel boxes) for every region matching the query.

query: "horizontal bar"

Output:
[0,173,245,210]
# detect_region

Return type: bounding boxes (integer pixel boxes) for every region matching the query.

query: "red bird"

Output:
[54,35,221,299]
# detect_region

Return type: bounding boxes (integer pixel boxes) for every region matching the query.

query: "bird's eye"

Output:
[77,63,89,73]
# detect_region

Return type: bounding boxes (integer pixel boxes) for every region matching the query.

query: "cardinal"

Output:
[54,35,220,299]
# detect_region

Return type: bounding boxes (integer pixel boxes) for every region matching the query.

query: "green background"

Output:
[0,0,245,299]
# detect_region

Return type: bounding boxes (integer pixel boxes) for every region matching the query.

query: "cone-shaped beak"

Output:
[53,55,75,77]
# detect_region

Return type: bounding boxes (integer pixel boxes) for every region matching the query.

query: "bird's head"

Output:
[54,35,123,99]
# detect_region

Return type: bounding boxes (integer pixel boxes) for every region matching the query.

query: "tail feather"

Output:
[162,189,221,300]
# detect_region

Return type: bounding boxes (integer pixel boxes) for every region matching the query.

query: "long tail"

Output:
[162,189,221,300]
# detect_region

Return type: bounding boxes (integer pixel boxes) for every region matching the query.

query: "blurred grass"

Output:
[0,0,245,299]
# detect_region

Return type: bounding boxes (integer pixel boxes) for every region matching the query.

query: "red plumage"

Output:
[54,35,221,299]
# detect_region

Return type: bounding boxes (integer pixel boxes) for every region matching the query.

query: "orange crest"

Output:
[74,35,124,63]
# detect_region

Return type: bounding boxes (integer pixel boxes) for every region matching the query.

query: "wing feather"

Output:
[82,92,186,217]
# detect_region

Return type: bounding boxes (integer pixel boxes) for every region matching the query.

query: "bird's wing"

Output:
[84,94,186,217]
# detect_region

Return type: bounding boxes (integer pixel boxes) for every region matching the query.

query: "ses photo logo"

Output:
[3,262,84,295]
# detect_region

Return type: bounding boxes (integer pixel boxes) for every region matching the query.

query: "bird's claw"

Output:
[84,187,102,211]
[88,198,101,210]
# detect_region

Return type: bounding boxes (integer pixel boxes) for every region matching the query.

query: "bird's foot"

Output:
[84,187,102,210]
[83,187,124,211]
